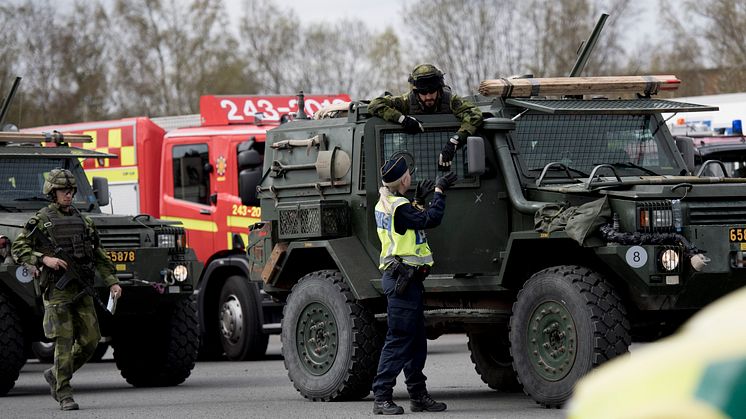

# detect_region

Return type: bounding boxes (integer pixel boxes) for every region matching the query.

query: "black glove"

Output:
[399,115,424,134]
[414,179,435,206]
[435,172,458,191]
[438,134,462,170]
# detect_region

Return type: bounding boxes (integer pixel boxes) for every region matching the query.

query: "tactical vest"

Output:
[407,86,453,115]
[375,195,434,269]
[37,206,94,262]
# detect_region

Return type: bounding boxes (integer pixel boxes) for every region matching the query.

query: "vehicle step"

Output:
[375,308,509,324]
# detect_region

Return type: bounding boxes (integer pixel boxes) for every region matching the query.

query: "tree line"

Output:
[0,0,742,128]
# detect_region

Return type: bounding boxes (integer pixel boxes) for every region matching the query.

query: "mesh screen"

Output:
[277,204,349,239]
[513,114,679,176]
[381,131,465,183]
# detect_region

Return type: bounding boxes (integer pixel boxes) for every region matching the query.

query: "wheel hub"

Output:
[296,302,338,376]
[527,300,577,381]
[220,295,243,343]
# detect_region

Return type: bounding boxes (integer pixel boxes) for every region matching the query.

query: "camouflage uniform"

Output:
[12,201,117,403]
[368,63,483,140]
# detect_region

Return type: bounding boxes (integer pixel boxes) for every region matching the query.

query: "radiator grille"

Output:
[688,201,746,225]
[99,231,141,249]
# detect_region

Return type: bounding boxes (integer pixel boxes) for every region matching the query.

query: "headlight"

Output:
[157,234,176,248]
[173,265,188,282]
[660,249,680,271]
[637,202,673,231]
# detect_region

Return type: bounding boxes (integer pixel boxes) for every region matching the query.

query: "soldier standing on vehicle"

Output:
[368,64,483,171]
[11,169,122,411]
[372,156,457,415]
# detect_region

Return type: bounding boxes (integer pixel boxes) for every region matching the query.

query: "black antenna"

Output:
[296,91,308,120]
[569,14,608,77]
[0,76,22,127]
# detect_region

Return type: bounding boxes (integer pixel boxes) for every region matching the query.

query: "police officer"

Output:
[11,169,121,411]
[368,64,484,170]
[372,156,457,415]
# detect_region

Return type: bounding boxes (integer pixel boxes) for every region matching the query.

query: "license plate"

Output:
[729,228,746,242]
[106,250,136,263]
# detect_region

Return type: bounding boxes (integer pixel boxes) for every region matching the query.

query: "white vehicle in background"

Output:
[666,93,746,177]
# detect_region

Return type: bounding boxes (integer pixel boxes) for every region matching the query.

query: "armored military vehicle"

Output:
[241,69,746,407]
[0,130,203,395]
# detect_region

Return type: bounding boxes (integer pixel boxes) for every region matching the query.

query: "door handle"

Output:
[199,209,211,215]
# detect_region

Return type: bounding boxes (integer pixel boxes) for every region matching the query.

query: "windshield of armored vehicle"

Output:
[513,114,683,178]
[0,158,97,210]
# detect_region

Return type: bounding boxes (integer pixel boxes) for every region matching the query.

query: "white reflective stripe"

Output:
[401,254,434,265]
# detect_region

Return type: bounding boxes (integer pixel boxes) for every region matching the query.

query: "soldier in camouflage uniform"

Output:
[11,169,122,411]
[368,64,483,170]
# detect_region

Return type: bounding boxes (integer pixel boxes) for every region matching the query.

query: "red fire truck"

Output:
[26,93,350,360]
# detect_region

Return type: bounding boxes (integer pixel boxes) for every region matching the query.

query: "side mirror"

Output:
[92,176,109,207]
[675,136,696,174]
[466,136,486,176]
[239,169,261,206]
[204,162,214,174]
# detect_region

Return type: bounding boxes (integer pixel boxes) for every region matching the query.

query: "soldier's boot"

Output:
[373,400,404,415]
[60,397,79,411]
[43,368,58,402]
[410,393,447,412]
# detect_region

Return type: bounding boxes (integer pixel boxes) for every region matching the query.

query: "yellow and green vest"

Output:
[375,195,433,270]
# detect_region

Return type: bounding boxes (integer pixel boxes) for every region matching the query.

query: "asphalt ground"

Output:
[5,334,566,419]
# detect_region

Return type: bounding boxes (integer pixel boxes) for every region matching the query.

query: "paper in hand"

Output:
[107,292,118,315]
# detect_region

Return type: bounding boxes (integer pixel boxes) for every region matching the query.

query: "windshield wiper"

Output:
[14,196,49,201]
[600,162,660,176]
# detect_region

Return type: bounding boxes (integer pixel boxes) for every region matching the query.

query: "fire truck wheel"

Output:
[113,296,199,387]
[281,270,382,401]
[509,265,630,407]
[0,292,26,396]
[467,328,522,392]
[218,275,268,361]
[31,341,55,363]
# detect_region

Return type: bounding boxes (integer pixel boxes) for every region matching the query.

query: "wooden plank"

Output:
[261,242,288,284]
[478,75,681,98]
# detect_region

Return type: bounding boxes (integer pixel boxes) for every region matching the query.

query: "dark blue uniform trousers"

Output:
[372,268,428,401]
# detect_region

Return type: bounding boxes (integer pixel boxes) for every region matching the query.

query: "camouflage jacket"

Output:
[368,87,483,138]
[11,203,118,289]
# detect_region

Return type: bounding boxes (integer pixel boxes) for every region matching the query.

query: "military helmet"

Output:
[43,168,77,195]
[408,64,445,92]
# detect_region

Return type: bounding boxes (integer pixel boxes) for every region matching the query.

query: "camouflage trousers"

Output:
[42,286,100,401]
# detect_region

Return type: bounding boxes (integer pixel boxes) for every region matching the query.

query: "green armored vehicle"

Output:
[242,71,746,407]
[0,130,202,395]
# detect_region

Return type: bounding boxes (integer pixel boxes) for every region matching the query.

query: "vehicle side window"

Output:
[173,144,210,205]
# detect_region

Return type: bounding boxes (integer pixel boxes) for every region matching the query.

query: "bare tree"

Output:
[365,28,410,98]
[238,0,302,94]
[521,0,637,77]
[402,0,525,94]
[109,0,254,116]
[687,0,746,92]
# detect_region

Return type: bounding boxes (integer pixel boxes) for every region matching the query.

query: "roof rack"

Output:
[0,131,93,145]
[478,75,681,98]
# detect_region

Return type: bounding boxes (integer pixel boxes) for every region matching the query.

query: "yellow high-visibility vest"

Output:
[375,195,433,269]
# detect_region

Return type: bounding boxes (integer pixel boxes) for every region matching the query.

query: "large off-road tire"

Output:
[218,276,268,360]
[467,328,522,392]
[113,296,199,387]
[281,270,381,401]
[0,293,26,396]
[31,341,55,363]
[509,265,630,408]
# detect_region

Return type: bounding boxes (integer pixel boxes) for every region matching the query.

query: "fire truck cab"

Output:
[26,93,350,360]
